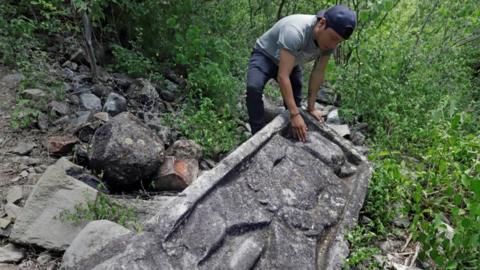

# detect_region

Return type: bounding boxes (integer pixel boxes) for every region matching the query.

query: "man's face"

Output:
[315,18,344,51]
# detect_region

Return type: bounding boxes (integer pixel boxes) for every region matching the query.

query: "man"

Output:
[246,4,356,142]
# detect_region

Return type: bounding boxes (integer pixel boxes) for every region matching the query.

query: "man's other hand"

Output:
[307,109,325,123]
[291,114,308,142]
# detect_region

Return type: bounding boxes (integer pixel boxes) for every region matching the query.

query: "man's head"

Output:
[313,5,356,51]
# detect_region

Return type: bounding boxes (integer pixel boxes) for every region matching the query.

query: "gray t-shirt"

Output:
[255,14,333,65]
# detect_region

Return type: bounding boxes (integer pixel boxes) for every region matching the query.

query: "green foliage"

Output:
[10,99,40,130]
[344,226,381,269]
[110,44,156,78]
[187,61,241,111]
[165,98,245,158]
[60,192,143,232]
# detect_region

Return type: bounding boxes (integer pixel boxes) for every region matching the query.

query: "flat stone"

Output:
[93,112,109,122]
[79,93,102,112]
[0,244,24,263]
[48,135,78,155]
[1,73,24,89]
[0,263,19,270]
[327,124,350,137]
[68,111,93,127]
[22,88,47,99]
[10,158,98,251]
[37,113,50,131]
[0,218,12,229]
[62,220,131,269]
[8,143,36,156]
[6,186,23,204]
[151,156,199,190]
[49,101,70,115]
[4,203,22,220]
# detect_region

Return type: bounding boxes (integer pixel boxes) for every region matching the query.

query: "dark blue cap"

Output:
[316,5,356,39]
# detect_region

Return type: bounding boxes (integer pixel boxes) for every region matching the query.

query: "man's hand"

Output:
[307,108,325,123]
[291,113,308,142]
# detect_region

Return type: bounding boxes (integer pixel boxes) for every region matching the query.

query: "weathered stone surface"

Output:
[49,101,70,115]
[4,203,22,220]
[10,158,98,251]
[62,220,131,270]
[1,73,24,89]
[22,88,47,99]
[127,78,160,103]
[89,112,164,189]
[326,109,341,124]
[327,124,351,138]
[93,112,109,122]
[151,156,199,190]
[79,93,102,112]
[102,92,126,116]
[6,186,23,205]
[166,139,202,160]
[0,244,24,263]
[60,111,371,269]
[48,135,78,155]
[8,142,36,156]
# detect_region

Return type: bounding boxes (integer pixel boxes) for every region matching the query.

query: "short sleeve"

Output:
[277,25,303,54]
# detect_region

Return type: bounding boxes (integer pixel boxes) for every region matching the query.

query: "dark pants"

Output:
[246,48,303,134]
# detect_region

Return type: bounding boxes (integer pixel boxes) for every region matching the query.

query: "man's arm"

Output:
[278,48,308,142]
[307,55,330,121]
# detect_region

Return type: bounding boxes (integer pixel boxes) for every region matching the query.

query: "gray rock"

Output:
[0,244,24,263]
[351,131,366,146]
[4,203,22,220]
[36,251,52,265]
[62,61,78,71]
[1,73,25,89]
[62,220,131,270]
[379,239,404,253]
[9,143,36,156]
[89,112,165,189]
[0,218,12,229]
[160,90,175,102]
[0,263,18,270]
[49,101,70,115]
[166,139,202,160]
[22,88,47,99]
[316,84,340,106]
[91,83,113,98]
[79,93,102,112]
[327,124,351,138]
[150,124,173,146]
[6,186,23,204]
[62,110,372,270]
[102,92,127,117]
[127,78,160,103]
[326,109,341,124]
[10,158,98,251]
[68,111,93,127]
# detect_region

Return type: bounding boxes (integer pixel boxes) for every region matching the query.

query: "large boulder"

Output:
[89,112,165,189]
[10,158,98,251]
